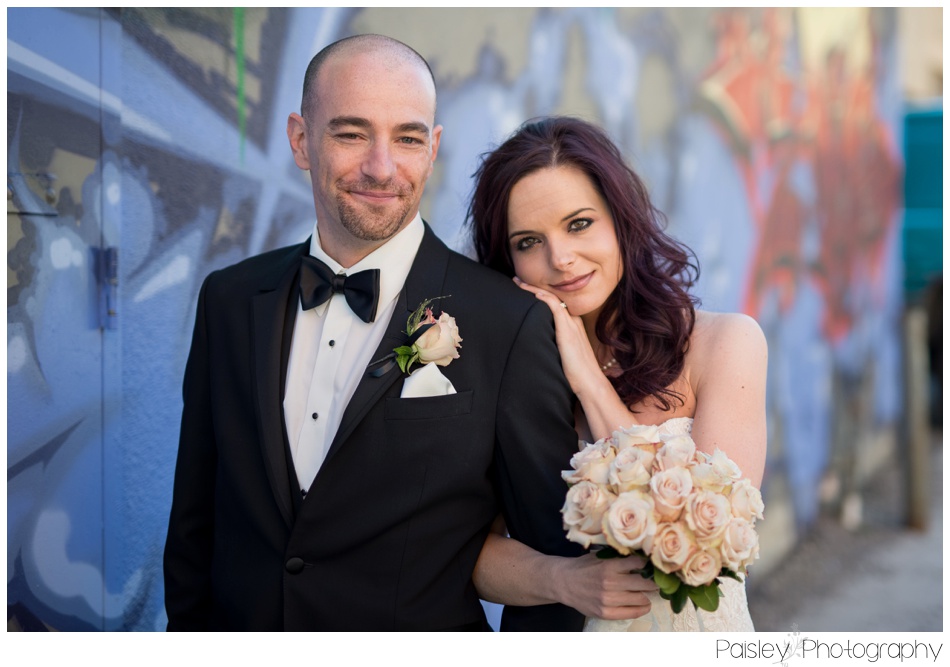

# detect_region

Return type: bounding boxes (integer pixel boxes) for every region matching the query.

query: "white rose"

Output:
[680,548,723,587]
[730,478,765,522]
[650,521,697,574]
[684,489,732,548]
[415,312,462,366]
[561,481,615,548]
[613,424,662,451]
[654,434,697,472]
[602,490,657,556]
[649,467,694,521]
[719,517,760,572]
[562,438,617,485]
[691,449,742,492]
[608,445,653,492]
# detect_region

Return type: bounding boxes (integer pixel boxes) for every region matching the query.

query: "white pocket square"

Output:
[399,362,457,398]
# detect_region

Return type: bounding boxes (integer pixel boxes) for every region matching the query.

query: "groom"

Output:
[163,34,585,631]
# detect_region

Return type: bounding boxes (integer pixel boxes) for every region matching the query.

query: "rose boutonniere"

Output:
[366,296,462,377]
[393,297,462,374]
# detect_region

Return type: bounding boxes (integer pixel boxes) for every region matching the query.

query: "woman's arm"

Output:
[516,280,768,487]
[513,278,642,441]
[473,516,656,619]
[689,312,768,488]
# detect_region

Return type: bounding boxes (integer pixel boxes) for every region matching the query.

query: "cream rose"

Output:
[730,478,765,522]
[414,311,462,366]
[691,449,742,492]
[649,467,694,521]
[680,548,723,587]
[613,424,662,451]
[654,434,697,472]
[562,481,615,548]
[720,517,760,572]
[650,521,697,574]
[602,490,656,555]
[684,489,732,548]
[562,438,617,485]
[608,444,653,492]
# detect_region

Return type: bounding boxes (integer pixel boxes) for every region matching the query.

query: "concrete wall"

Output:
[7,7,908,630]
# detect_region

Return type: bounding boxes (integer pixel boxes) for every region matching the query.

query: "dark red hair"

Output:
[467,116,699,411]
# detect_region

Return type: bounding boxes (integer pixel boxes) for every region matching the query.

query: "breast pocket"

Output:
[384,390,474,421]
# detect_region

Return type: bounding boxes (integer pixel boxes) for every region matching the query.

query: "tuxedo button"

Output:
[285,557,305,574]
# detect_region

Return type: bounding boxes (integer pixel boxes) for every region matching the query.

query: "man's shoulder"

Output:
[443,248,539,311]
[436,248,557,344]
[204,240,307,291]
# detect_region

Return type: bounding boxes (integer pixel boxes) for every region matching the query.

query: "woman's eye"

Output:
[568,217,593,232]
[514,237,540,252]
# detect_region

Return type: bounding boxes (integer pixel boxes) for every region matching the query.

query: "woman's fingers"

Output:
[513,278,578,326]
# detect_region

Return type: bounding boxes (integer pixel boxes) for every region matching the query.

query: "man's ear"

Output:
[427,124,443,177]
[287,113,310,170]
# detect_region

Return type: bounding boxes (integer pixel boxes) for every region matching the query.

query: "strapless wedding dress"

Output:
[584,417,756,632]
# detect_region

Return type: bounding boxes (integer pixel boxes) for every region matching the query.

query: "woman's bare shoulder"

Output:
[689,310,767,375]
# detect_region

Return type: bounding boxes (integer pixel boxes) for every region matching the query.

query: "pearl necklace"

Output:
[601,357,617,372]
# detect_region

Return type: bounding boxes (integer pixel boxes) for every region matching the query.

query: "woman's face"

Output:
[506,165,623,324]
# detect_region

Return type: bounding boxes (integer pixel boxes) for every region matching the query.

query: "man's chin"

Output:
[339,208,413,243]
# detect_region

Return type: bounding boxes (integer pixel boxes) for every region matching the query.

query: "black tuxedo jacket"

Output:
[163,224,585,631]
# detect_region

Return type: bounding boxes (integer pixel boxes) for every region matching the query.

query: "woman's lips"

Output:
[551,272,593,292]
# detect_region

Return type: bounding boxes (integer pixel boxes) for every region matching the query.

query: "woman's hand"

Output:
[474,529,657,620]
[513,277,602,397]
[513,276,641,440]
[550,551,658,620]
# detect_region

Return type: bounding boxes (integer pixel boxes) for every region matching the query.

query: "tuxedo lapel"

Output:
[251,240,309,528]
[321,224,452,468]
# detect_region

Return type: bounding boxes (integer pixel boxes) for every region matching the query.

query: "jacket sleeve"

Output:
[163,273,218,630]
[493,300,586,631]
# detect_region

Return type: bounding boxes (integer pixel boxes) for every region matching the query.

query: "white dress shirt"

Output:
[283,214,424,492]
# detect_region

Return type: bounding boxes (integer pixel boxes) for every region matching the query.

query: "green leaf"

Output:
[639,560,655,580]
[719,568,743,582]
[668,585,689,614]
[687,581,721,612]
[652,568,682,596]
[594,546,623,559]
[393,345,414,356]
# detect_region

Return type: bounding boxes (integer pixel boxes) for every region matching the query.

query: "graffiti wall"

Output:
[7,7,903,631]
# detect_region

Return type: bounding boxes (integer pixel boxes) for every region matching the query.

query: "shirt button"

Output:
[329,340,336,347]
[285,557,305,574]
[311,412,318,420]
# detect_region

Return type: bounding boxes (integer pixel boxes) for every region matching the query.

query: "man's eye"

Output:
[399,136,423,145]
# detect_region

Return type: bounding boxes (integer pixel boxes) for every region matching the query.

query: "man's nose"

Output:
[361,141,396,183]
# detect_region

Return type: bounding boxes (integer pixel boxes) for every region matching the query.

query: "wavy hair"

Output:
[467,116,699,411]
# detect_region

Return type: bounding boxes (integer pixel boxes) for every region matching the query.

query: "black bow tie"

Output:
[299,255,380,323]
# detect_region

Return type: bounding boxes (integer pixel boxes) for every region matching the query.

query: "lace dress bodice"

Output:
[584,417,756,632]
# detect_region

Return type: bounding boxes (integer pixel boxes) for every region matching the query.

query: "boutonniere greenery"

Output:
[367,296,462,377]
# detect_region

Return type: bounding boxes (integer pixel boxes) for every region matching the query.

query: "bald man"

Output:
[163,34,584,631]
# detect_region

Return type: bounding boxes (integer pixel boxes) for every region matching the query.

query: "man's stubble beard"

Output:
[336,191,415,243]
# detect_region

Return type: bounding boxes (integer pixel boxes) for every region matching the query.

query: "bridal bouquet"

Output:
[561,424,762,613]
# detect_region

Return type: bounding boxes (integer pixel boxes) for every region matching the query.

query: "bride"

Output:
[468,116,767,631]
